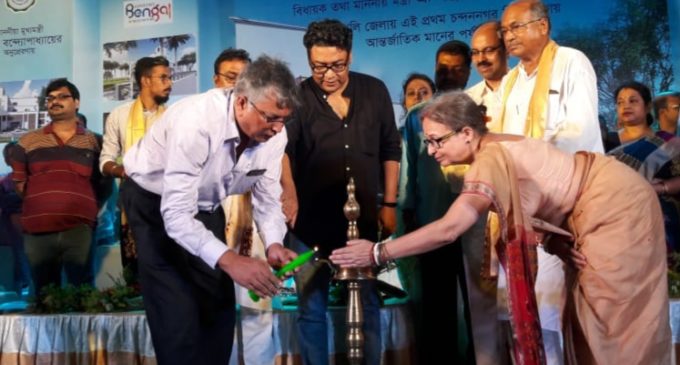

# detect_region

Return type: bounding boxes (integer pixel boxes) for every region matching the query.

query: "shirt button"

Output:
[343,124,348,128]
[346,166,350,171]
[345,145,349,149]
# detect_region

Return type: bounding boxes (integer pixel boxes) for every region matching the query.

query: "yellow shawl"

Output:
[485,41,559,279]
[124,97,165,153]
[496,40,559,138]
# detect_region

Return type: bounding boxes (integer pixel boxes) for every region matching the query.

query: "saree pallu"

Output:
[608,133,680,254]
[563,153,670,365]
[462,142,545,365]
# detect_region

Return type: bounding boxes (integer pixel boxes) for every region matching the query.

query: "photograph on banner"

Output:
[102,33,197,101]
[0,78,58,143]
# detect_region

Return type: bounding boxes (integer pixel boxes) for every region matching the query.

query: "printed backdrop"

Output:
[0,0,678,173]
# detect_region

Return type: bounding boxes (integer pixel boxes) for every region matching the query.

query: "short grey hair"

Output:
[420,90,488,135]
[234,55,300,109]
[510,0,551,31]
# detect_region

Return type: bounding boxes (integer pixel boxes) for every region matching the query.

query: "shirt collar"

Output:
[223,89,241,143]
[43,121,86,135]
[223,89,263,151]
[308,71,354,99]
[518,62,538,79]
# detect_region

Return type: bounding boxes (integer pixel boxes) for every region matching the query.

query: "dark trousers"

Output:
[23,224,93,298]
[120,178,235,365]
[417,241,475,364]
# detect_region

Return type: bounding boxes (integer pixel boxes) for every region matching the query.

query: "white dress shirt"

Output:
[124,88,287,269]
[466,80,503,131]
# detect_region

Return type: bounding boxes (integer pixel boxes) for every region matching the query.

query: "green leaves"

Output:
[29,282,142,314]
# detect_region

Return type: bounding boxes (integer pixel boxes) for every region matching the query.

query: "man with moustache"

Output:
[9,79,103,299]
[100,56,172,278]
[496,1,602,363]
[120,56,300,365]
[463,20,509,365]
[466,21,509,129]
[398,39,473,364]
[284,19,401,365]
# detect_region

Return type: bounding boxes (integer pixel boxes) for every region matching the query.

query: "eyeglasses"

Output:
[423,130,458,149]
[249,100,286,124]
[217,72,238,84]
[498,18,544,38]
[471,45,502,58]
[149,75,173,83]
[310,62,348,75]
[45,94,73,104]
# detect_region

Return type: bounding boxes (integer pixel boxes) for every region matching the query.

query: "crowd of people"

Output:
[1,0,677,364]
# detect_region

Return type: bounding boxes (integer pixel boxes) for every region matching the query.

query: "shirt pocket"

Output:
[545,89,563,136]
[224,170,264,195]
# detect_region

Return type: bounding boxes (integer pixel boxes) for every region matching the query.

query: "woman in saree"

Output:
[330,91,671,365]
[608,81,680,255]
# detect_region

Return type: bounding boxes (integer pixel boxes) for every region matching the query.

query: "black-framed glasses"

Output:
[45,94,73,104]
[471,45,502,58]
[423,130,458,149]
[309,62,348,75]
[249,100,286,124]
[498,18,544,38]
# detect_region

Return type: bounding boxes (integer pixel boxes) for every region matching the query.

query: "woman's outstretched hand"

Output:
[330,239,375,268]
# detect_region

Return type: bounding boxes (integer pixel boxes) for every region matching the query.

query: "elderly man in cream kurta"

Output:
[495,1,602,364]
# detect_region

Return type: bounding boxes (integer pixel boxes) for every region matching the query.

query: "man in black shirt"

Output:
[284,19,401,365]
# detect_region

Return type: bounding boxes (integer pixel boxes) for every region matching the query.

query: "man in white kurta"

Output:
[100,56,172,280]
[100,56,172,177]
[496,1,602,364]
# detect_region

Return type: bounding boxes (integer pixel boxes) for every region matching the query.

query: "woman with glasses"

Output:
[331,91,671,365]
[608,81,680,260]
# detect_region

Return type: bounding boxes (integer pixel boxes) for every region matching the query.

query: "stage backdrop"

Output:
[0,0,679,174]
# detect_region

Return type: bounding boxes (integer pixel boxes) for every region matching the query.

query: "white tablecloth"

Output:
[0,301,414,365]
